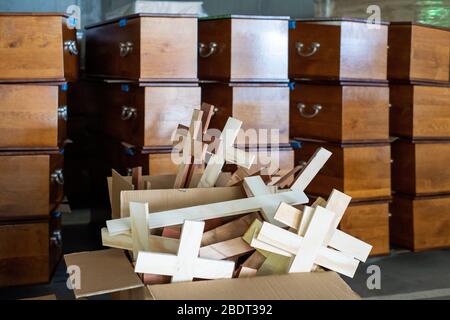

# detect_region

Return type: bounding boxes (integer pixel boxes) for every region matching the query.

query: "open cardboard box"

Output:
[65,172,360,300]
[65,248,359,300]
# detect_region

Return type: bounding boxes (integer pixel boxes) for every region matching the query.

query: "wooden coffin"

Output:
[0,151,64,220]
[0,83,68,150]
[98,82,200,148]
[0,13,78,82]
[390,82,450,139]
[388,22,450,83]
[223,145,295,177]
[289,18,388,82]
[198,15,289,82]
[392,139,450,196]
[339,199,390,256]
[201,82,290,147]
[390,194,450,251]
[294,139,391,200]
[85,14,198,82]
[102,140,179,177]
[0,220,50,287]
[290,81,390,143]
[49,211,63,276]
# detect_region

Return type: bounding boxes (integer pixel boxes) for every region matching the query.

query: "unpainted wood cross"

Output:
[106,147,333,235]
[273,190,372,262]
[250,194,372,278]
[134,220,235,282]
[173,104,215,188]
[197,117,256,188]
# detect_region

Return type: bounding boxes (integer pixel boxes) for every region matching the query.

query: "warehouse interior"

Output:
[1,0,450,301]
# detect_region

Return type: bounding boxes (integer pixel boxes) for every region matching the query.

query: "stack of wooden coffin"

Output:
[198,15,294,179]
[65,111,372,299]
[0,13,79,287]
[389,22,450,251]
[289,18,391,255]
[83,13,201,177]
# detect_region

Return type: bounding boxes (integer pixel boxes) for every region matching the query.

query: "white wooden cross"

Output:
[197,117,255,188]
[134,220,235,283]
[173,105,214,189]
[273,190,372,262]
[250,197,372,278]
[106,147,332,235]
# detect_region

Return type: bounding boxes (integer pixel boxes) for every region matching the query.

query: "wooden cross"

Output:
[173,104,215,189]
[273,190,372,262]
[251,207,372,277]
[134,220,235,282]
[106,147,332,235]
[102,227,253,261]
[197,117,256,188]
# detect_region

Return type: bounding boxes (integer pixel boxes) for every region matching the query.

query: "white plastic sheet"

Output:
[105,1,206,20]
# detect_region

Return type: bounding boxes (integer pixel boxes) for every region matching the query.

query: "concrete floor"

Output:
[1,209,450,300]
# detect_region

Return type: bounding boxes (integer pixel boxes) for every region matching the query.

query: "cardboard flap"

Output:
[111,170,134,219]
[64,249,143,299]
[108,171,219,218]
[148,272,360,300]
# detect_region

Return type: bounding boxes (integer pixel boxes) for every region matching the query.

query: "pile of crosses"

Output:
[102,105,372,284]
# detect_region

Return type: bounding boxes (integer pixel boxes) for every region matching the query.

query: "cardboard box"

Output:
[67,169,361,300]
[65,248,359,300]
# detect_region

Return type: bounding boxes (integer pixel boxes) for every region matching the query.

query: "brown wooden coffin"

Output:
[388,22,450,83]
[294,139,391,200]
[85,14,198,82]
[0,220,50,287]
[98,82,200,148]
[392,139,450,196]
[201,82,290,147]
[198,15,289,82]
[390,194,450,251]
[0,151,64,220]
[0,83,68,150]
[390,82,450,139]
[0,13,78,82]
[102,140,179,177]
[339,199,390,256]
[49,211,63,276]
[291,81,390,143]
[289,18,388,82]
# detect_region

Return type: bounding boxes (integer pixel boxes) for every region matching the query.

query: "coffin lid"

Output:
[393,137,450,145]
[0,148,61,156]
[0,12,68,17]
[390,21,450,32]
[200,80,289,87]
[291,17,389,26]
[389,79,450,88]
[293,137,392,148]
[291,79,389,87]
[393,192,450,201]
[200,14,290,21]
[85,13,198,29]
[103,79,199,88]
